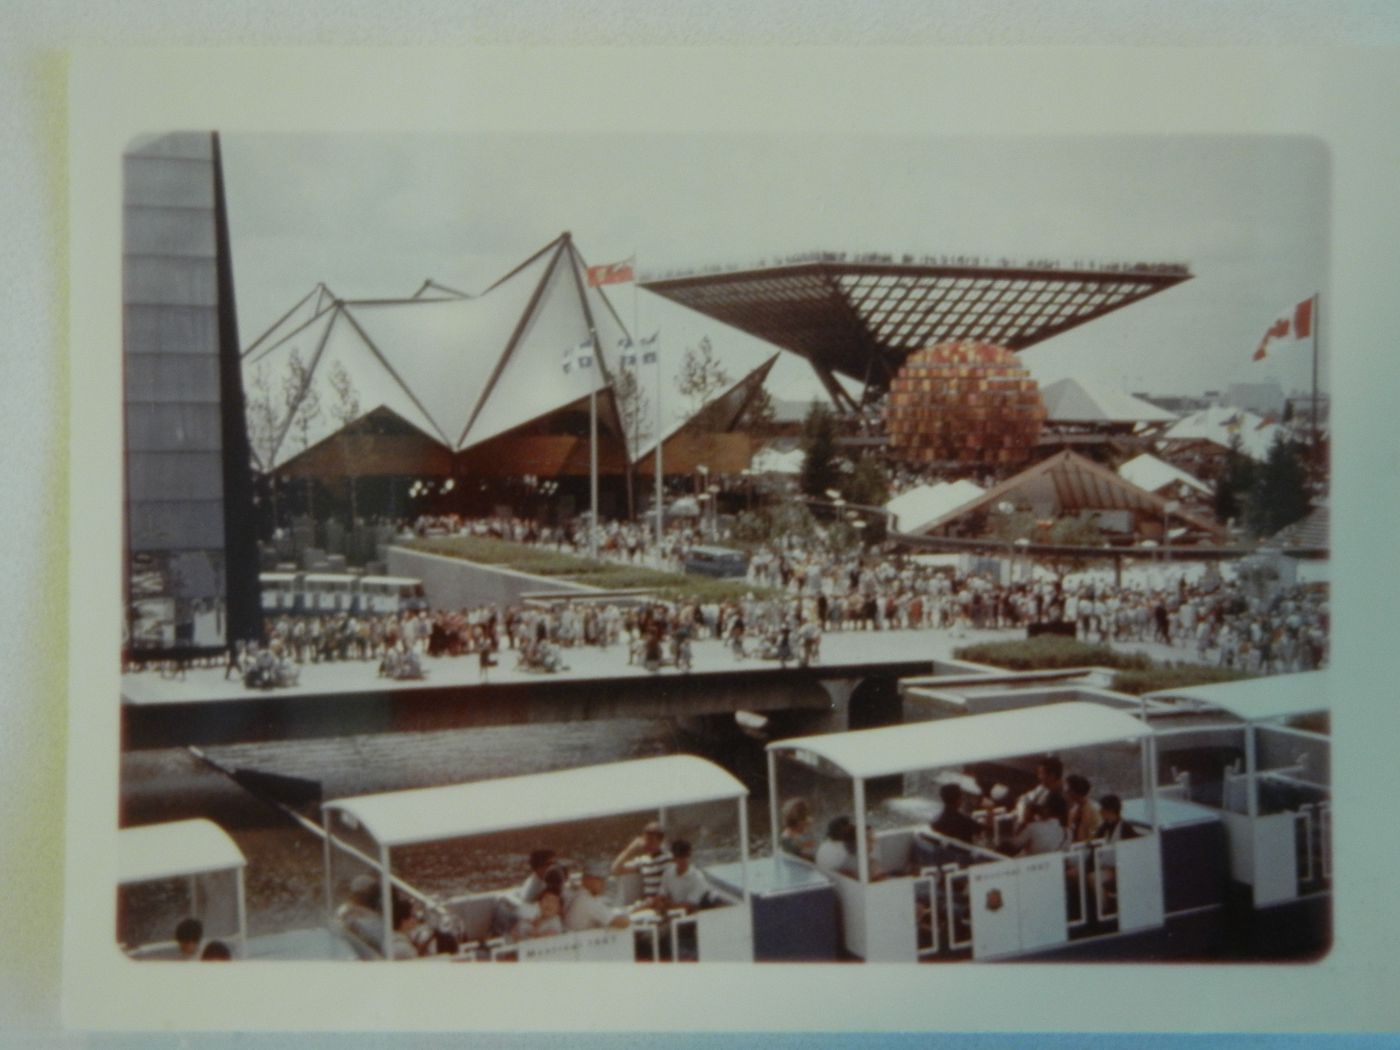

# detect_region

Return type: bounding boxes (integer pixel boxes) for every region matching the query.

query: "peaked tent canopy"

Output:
[242,233,635,474]
[886,479,986,534]
[1039,377,1178,426]
[1117,453,1211,497]
[913,449,1226,540]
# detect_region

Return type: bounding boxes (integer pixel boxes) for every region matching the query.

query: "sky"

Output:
[222,133,1329,413]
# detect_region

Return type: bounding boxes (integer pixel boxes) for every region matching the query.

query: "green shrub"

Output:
[1110,665,1257,696]
[952,636,1153,671]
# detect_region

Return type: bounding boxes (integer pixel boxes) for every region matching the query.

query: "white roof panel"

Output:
[1118,453,1211,496]
[118,819,246,885]
[1145,671,1329,723]
[348,256,546,443]
[887,479,986,534]
[1163,404,1279,461]
[325,755,747,849]
[1041,377,1177,424]
[769,701,1149,780]
[461,253,607,449]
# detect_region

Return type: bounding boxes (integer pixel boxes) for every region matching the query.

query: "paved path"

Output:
[121,627,1213,707]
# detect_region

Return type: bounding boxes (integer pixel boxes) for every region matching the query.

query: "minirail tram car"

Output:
[764,701,1214,962]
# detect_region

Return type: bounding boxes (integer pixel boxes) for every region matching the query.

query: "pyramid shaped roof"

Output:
[1040,377,1178,425]
[913,450,1225,538]
[243,234,632,471]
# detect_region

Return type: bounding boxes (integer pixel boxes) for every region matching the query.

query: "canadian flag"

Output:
[586,259,635,287]
[1253,296,1315,361]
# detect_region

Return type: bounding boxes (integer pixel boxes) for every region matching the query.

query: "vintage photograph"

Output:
[115,130,1330,968]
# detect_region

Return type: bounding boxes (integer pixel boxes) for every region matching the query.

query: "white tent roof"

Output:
[886,479,985,534]
[1040,377,1178,425]
[118,819,246,885]
[769,702,1149,780]
[1117,453,1211,496]
[1145,671,1329,724]
[750,446,803,475]
[325,755,747,849]
[244,235,628,470]
[1162,404,1280,461]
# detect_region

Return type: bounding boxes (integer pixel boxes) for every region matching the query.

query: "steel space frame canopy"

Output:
[642,258,1189,404]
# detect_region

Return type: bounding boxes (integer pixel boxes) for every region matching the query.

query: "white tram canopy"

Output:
[118,818,247,885]
[1145,671,1329,725]
[768,701,1151,781]
[325,755,748,849]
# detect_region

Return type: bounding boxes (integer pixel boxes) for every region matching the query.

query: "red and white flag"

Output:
[1253,295,1315,361]
[586,258,635,287]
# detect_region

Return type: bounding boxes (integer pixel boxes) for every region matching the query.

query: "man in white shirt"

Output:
[652,840,712,913]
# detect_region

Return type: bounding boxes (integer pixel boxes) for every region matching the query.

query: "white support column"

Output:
[379,844,394,960]
[853,777,869,884]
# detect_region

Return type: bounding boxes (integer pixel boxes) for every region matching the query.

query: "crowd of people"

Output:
[209,507,1332,690]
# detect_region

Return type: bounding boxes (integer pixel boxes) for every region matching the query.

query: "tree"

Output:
[676,336,731,420]
[1212,434,1255,526]
[799,401,840,499]
[1245,434,1311,538]
[842,455,889,508]
[245,362,286,528]
[737,382,778,438]
[614,364,654,457]
[282,349,322,525]
[1036,512,1109,582]
[327,362,363,528]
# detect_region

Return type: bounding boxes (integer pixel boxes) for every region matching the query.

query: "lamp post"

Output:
[707,483,720,541]
[997,501,1015,584]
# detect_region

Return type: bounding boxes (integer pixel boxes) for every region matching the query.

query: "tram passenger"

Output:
[517,888,565,939]
[915,783,987,868]
[336,874,384,945]
[492,849,559,937]
[814,816,853,876]
[779,798,818,861]
[175,917,203,959]
[612,821,672,902]
[200,941,232,961]
[1008,794,1069,856]
[1015,757,1065,832]
[389,896,424,959]
[1095,794,1138,843]
[565,862,631,931]
[1065,774,1102,844]
[651,840,714,913]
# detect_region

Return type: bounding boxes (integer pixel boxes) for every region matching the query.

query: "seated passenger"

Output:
[1008,793,1069,856]
[565,861,631,931]
[1065,774,1102,844]
[336,874,384,945]
[1095,794,1138,843]
[651,840,714,914]
[612,820,672,902]
[491,848,557,937]
[516,887,565,939]
[175,917,203,960]
[389,896,424,960]
[931,782,987,845]
[814,816,853,876]
[200,940,232,961]
[779,798,817,861]
[1015,757,1065,832]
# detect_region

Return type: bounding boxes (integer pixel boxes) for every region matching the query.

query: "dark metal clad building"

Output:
[123,131,260,656]
[641,255,1190,408]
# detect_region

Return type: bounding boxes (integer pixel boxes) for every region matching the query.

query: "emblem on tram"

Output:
[985,888,1004,912]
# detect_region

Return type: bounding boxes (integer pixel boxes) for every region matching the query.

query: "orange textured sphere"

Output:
[884,341,1045,467]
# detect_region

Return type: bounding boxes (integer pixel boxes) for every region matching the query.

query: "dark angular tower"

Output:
[123,131,260,658]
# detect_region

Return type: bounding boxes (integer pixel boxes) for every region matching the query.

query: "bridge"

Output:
[120,629,1007,750]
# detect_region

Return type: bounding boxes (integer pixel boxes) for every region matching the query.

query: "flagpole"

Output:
[655,332,664,552]
[1311,292,1320,468]
[590,368,599,560]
